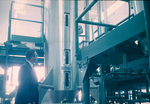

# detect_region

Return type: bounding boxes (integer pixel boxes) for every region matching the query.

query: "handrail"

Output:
[75,0,98,21]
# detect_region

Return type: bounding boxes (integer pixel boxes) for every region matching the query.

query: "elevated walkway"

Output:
[81,11,146,65]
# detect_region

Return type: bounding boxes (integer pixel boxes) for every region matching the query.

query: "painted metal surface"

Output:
[44,0,63,90]
[81,11,145,61]
[44,0,77,91]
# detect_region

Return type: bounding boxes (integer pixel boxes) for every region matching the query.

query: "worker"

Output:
[15,49,39,104]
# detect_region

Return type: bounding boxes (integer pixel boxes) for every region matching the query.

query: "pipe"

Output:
[128,1,131,19]
[75,0,79,60]
[41,0,45,43]
[78,20,117,28]
[75,0,98,21]
[3,1,14,103]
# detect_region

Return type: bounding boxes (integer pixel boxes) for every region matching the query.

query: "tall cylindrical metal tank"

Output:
[44,0,78,91]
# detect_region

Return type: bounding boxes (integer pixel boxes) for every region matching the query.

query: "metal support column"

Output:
[83,77,90,104]
[3,1,14,103]
[84,0,90,46]
[99,65,106,104]
[103,0,108,33]
[41,0,45,43]
[132,89,136,101]
[97,0,102,36]
[143,1,150,91]
[128,1,131,19]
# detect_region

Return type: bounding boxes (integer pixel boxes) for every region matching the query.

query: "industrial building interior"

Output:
[0,0,150,104]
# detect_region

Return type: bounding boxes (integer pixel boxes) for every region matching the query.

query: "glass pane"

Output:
[12,3,42,22]
[11,20,41,37]
[107,1,129,25]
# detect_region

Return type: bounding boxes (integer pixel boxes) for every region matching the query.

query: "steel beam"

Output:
[83,77,90,104]
[143,1,150,91]
[143,1,150,69]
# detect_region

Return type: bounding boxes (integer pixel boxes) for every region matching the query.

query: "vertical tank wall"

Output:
[44,0,78,90]
[44,0,63,90]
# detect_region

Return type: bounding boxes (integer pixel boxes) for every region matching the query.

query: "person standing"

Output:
[15,49,39,104]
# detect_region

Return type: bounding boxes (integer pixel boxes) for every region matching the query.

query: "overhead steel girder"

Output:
[81,11,145,61]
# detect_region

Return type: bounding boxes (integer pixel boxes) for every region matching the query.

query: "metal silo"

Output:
[43,0,78,102]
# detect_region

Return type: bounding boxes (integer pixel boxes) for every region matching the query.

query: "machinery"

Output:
[0,0,150,104]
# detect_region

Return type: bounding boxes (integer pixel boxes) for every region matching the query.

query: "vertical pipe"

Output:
[41,0,45,43]
[91,19,94,40]
[3,1,14,103]
[84,0,90,45]
[8,1,13,43]
[143,1,150,90]
[128,1,131,19]
[97,0,102,35]
[70,1,79,90]
[103,0,108,33]
[75,0,79,60]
